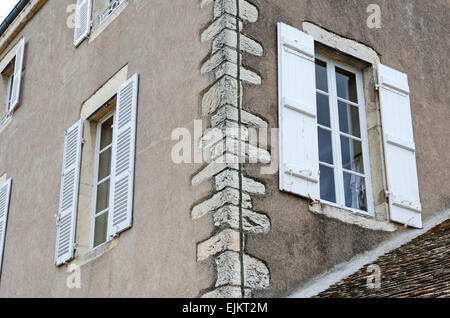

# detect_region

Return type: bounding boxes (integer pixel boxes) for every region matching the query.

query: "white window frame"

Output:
[315,54,374,216]
[89,111,115,250]
[4,73,14,114]
[98,0,124,26]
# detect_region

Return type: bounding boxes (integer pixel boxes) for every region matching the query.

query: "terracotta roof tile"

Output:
[316,220,450,298]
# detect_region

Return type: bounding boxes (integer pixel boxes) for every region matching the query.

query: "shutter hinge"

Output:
[375,84,381,91]
[81,138,86,145]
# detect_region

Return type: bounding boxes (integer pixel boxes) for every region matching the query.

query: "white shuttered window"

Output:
[378,64,422,228]
[277,22,421,225]
[107,73,139,239]
[74,0,92,46]
[9,39,25,112]
[55,120,84,266]
[0,179,12,277]
[277,22,320,200]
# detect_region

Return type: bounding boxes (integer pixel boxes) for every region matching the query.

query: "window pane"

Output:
[343,172,367,211]
[94,212,108,247]
[318,128,333,164]
[336,67,358,103]
[317,93,331,127]
[98,148,112,181]
[320,165,336,203]
[96,179,110,213]
[338,101,361,138]
[315,60,328,92]
[100,116,114,150]
[340,136,364,173]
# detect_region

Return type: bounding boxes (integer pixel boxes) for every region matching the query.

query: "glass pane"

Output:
[98,148,112,181]
[320,165,336,203]
[343,172,367,211]
[338,101,361,138]
[315,60,328,92]
[100,116,114,150]
[96,179,110,213]
[340,136,364,173]
[317,93,331,128]
[318,128,333,164]
[94,212,108,247]
[336,67,358,103]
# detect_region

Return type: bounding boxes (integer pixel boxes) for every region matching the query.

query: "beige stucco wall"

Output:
[0,0,215,297]
[0,0,448,298]
[242,0,450,297]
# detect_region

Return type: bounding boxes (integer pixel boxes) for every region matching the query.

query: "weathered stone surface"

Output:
[214,205,271,234]
[191,153,239,186]
[212,29,263,56]
[201,285,252,298]
[214,62,261,85]
[215,251,270,289]
[191,187,252,219]
[215,169,265,194]
[208,137,271,164]
[202,75,241,115]
[197,229,242,261]
[201,46,240,74]
[201,13,243,43]
[214,0,258,23]
[211,105,268,129]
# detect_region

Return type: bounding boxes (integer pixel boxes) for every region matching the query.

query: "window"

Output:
[55,73,139,265]
[277,22,422,228]
[74,0,128,46]
[315,56,372,214]
[1,61,15,119]
[98,0,125,26]
[91,112,114,248]
[0,38,24,127]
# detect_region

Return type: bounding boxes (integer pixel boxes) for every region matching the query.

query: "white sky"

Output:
[0,0,20,26]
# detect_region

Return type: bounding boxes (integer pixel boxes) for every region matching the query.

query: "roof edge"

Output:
[0,0,31,38]
[0,0,47,55]
[288,209,450,298]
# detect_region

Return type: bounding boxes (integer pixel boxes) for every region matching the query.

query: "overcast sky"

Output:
[0,0,19,26]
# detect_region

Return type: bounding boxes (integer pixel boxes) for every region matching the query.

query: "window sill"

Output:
[309,201,398,232]
[70,237,119,268]
[89,0,129,44]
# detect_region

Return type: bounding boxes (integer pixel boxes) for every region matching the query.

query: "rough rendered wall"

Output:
[0,0,215,297]
[241,0,450,297]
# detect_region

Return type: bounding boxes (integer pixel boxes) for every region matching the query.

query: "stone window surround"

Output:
[66,64,129,268]
[301,22,397,232]
[88,0,129,44]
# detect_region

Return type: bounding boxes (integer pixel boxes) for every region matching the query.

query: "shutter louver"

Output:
[55,120,83,266]
[107,74,139,239]
[378,64,422,228]
[9,39,25,112]
[277,23,320,200]
[74,0,92,47]
[0,179,12,277]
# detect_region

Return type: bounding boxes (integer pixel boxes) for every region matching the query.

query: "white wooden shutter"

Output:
[9,39,25,112]
[55,120,83,266]
[74,0,92,47]
[0,179,12,277]
[378,64,422,228]
[277,22,320,200]
[107,73,139,239]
